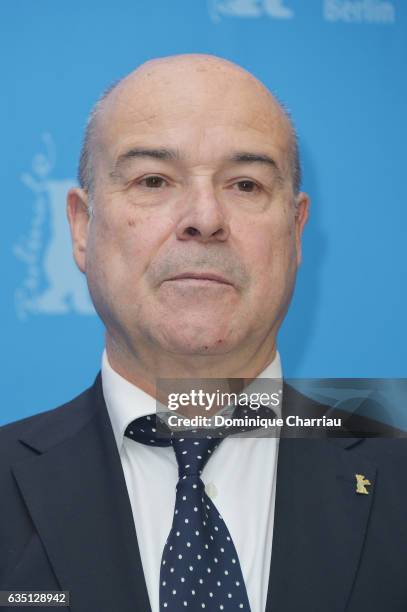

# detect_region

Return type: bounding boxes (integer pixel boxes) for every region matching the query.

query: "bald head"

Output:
[78,54,301,198]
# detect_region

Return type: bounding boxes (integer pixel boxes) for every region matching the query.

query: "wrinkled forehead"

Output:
[94,59,292,168]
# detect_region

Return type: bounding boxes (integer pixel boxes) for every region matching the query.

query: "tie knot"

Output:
[124,415,224,478]
[172,435,222,478]
[124,414,172,447]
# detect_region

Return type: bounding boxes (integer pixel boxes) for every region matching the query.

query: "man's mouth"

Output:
[165,272,233,286]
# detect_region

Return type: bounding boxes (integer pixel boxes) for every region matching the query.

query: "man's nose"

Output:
[175,182,230,243]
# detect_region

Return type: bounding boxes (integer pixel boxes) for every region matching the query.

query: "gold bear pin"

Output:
[355,473,371,495]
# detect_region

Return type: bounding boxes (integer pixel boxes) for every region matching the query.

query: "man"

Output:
[1,54,406,612]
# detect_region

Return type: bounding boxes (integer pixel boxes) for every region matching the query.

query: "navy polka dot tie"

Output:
[125,415,252,611]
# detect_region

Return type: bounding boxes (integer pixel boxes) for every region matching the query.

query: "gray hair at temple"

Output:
[77,79,302,217]
[77,81,119,217]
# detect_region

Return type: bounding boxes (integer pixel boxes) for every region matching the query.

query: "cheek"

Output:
[122,212,178,283]
[244,217,296,320]
[87,208,180,320]
[90,208,166,278]
[245,214,297,295]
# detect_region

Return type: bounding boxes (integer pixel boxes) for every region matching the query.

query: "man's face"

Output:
[68,58,308,359]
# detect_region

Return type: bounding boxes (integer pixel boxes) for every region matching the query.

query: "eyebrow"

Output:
[230,152,277,168]
[110,147,282,182]
[110,147,180,179]
[230,152,283,183]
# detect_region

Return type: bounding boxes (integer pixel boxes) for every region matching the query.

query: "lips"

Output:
[165,272,233,286]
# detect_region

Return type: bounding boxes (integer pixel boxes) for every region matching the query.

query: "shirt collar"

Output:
[102,348,283,452]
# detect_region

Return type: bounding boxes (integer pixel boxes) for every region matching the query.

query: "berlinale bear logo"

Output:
[209,0,294,22]
[14,133,95,318]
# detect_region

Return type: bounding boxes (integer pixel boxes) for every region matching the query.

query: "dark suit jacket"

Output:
[1,374,407,611]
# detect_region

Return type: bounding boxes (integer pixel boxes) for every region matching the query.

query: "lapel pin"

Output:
[355,473,371,495]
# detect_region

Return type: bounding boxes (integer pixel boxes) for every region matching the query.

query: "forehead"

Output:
[96,62,291,168]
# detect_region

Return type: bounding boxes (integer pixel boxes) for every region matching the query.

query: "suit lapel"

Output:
[265,385,377,612]
[12,376,151,612]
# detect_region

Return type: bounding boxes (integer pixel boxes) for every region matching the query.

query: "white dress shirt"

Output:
[102,350,282,612]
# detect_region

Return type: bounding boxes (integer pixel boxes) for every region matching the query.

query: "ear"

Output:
[294,191,310,266]
[66,187,91,274]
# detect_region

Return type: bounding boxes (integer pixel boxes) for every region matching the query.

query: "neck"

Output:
[105,331,278,402]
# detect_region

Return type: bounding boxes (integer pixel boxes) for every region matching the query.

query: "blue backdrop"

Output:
[1,0,406,426]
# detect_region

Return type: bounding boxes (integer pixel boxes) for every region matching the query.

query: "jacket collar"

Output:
[13,373,152,612]
[265,383,375,611]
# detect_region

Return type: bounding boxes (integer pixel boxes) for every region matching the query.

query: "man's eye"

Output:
[139,176,167,188]
[235,180,259,193]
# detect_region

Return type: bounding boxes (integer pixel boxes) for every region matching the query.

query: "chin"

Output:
[159,320,237,355]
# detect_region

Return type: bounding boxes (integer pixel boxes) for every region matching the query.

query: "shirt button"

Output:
[205,482,218,499]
